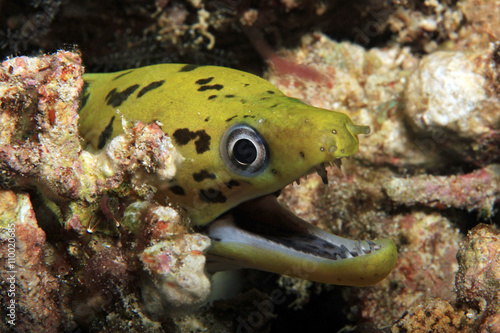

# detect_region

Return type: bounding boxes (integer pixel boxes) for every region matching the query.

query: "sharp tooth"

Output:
[333,159,342,170]
[335,254,342,260]
[315,163,328,184]
[355,241,363,256]
[367,240,378,252]
[341,245,354,258]
[359,241,369,254]
[296,178,300,185]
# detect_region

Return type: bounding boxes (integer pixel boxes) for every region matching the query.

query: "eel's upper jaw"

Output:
[304,159,343,185]
[205,195,397,287]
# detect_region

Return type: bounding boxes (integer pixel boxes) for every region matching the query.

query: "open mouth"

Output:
[205,166,397,287]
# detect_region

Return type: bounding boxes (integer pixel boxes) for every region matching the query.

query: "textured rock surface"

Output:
[404,50,500,164]
[0,1,499,331]
[455,224,500,333]
[0,51,211,331]
[0,191,63,333]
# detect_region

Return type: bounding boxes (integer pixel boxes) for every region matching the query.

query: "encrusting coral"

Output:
[265,29,500,330]
[0,1,500,330]
[0,51,213,331]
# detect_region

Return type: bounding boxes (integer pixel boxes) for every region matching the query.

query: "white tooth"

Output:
[359,241,368,254]
[335,254,342,260]
[333,159,342,169]
[315,164,328,184]
[341,245,353,258]
[355,241,363,256]
[367,240,378,252]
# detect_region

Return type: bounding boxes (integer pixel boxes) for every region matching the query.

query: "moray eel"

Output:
[79,64,397,286]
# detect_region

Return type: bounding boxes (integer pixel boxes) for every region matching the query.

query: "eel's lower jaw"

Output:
[205,194,397,287]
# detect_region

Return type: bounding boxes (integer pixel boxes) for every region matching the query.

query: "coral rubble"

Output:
[0,51,213,331]
[0,0,499,331]
[265,17,499,330]
[0,190,62,333]
[455,224,500,332]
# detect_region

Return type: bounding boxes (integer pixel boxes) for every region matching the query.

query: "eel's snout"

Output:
[205,195,397,286]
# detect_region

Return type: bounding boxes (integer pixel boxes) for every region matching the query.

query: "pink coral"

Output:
[0,191,62,332]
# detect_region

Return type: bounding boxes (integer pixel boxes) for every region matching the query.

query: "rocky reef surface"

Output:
[1,0,500,332]
[268,30,500,332]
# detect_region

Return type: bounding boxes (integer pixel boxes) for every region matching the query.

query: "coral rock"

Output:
[384,164,500,217]
[0,190,63,332]
[390,298,465,333]
[404,50,500,164]
[456,224,500,316]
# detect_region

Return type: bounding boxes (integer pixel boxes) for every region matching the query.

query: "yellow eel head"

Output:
[79,64,397,286]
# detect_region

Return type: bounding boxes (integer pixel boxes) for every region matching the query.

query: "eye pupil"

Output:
[233,139,257,165]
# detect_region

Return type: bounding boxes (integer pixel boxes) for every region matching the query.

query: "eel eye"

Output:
[221,124,269,176]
